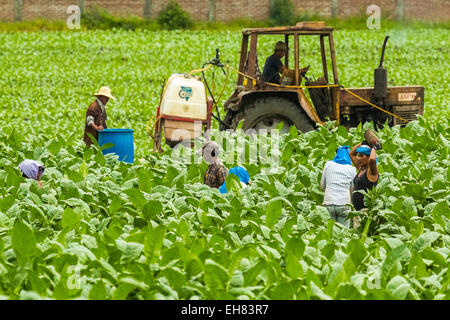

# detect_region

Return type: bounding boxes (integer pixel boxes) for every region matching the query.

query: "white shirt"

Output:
[320,160,357,206]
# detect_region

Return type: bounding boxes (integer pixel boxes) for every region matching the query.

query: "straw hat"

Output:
[93,86,115,100]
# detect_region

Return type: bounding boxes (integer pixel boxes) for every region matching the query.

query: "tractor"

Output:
[221,21,424,132]
[152,21,424,150]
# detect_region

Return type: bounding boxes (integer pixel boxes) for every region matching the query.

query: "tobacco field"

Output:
[0,28,449,299]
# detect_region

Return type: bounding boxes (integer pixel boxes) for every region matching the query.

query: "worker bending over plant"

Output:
[18,159,45,188]
[83,86,115,146]
[219,166,251,194]
[201,141,228,189]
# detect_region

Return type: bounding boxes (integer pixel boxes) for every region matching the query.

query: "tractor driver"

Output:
[262,41,287,84]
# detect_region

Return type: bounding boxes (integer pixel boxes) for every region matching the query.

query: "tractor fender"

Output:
[226,89,319,124]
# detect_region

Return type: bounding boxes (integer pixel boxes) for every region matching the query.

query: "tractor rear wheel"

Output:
[229,96,315,134]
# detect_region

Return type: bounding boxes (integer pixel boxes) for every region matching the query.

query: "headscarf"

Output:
[18,159,45,180]
[219,166,250,194]
[355,145,372,156]
[201,141,220,164]
[355,145,379,163]
[332,146,352,165]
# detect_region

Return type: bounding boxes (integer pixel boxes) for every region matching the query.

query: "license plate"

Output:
[398,92,417,101]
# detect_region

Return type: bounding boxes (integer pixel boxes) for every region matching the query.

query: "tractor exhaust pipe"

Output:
[374,36,389,104]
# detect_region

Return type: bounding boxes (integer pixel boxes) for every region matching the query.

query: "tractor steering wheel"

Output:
[300,65,311,77]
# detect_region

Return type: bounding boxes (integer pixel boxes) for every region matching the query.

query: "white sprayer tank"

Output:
[160,74,207,120]
[159,74,208,143]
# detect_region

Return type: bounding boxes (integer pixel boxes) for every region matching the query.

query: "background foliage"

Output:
[157,1,194,30]
[269,0,296,26]
[0,27,448,299]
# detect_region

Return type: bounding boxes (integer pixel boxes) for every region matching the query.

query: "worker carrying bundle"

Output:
[349,129,382,227]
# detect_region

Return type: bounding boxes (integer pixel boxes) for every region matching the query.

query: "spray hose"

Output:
[146,113,162,140]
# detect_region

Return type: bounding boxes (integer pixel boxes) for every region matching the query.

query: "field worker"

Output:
[18,159,45,188]
[83,86,115,146]
[320,146,357,227]
[219,166,251,194]
[262,41,287,84]
[349,143,379,212]
[202,141,228,189]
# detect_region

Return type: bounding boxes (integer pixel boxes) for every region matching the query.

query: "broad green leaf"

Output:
[100,142,115,151]
[144,224,166,261]
[244,261,265,286]
[124,188,146,209]
[285,253,303,279]
[347,239,367,266]
[80,160,89,178]
[186,258,203,278]
[265,198,282,229]
[382,244,409,279]
[119,277,149,290]
[432,201,449,219]
[116,240,144,264]
[112,284,134,300]
[109,197,123,214]
[413,231,440,252]
[270,282,295,300]
[225,172,242,194]
[62,207,82,230]
[138,169,154,193]
[386,276,410,299]
[285,236,305,258]
[88,281,107,300]
[142,200,163,220]
[309,281,331,300]
[163,267,186,291]
[12,220,37,258]
[204,259,229,291]
[63,198,91,215]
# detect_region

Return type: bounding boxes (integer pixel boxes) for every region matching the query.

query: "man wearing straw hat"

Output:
[83,86,115,146]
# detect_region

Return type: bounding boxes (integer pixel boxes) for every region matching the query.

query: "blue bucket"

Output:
[98,129,134,164]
